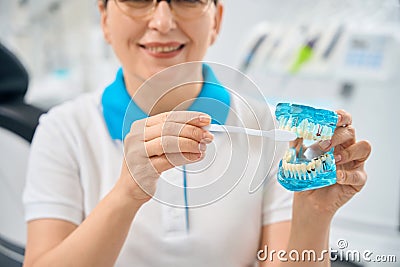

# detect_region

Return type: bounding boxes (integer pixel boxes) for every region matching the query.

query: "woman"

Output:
[23,0,371,266]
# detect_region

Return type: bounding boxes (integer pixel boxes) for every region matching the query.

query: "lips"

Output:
[139,42,185,58]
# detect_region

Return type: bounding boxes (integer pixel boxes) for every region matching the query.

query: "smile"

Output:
[140,44,185,54]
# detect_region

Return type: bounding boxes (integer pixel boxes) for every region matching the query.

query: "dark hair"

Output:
[103,0,218,6]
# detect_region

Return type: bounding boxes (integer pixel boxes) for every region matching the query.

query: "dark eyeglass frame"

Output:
[111,0,218,20]
[103,0,218,6]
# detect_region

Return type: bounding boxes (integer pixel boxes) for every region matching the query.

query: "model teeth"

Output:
[277,116,334,141]
[146,46,181,53]
[281,153,335,180]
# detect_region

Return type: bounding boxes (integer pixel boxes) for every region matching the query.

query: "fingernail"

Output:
[334,154,342,163]
[202,132,214,140]
[319,140,331,150]
[199,115,211,123]
[337,114,342,123]
[199,143,207,152]
[202,138,213,144]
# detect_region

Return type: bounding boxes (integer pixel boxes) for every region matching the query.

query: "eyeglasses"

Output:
[114,0,215,20]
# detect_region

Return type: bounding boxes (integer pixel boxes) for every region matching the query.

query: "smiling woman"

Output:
[21,0,371,266]
[98,0,223,101]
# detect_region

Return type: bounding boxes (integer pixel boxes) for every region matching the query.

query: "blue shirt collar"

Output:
[102,64,231,140]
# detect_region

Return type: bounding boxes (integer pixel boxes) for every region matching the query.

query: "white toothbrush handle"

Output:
[203,124,296,142]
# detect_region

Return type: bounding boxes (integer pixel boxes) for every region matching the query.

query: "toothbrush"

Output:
[203,124,297,142]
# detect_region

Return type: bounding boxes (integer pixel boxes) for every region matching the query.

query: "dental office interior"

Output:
[0,0,399,266]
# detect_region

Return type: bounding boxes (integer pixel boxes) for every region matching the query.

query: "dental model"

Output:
[275,103,338,191]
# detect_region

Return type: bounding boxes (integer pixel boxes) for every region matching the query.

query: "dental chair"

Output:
[0,42,45,266]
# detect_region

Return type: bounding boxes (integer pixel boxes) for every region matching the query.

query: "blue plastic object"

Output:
[275,103,338,191]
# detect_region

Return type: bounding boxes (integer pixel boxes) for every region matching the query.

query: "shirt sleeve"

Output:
[23,106,84,225]
[262,141,293,226]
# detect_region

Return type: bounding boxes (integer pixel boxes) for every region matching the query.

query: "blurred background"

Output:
[0,0,399,266]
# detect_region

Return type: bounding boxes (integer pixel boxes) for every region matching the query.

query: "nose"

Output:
[148,1,176,34]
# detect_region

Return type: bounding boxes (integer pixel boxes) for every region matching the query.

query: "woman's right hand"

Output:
[118,111,214,204]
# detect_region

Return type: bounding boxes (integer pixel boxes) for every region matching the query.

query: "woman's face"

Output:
[99,0,223,83]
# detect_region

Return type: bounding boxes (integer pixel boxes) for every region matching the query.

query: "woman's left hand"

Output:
[295,110,372,218]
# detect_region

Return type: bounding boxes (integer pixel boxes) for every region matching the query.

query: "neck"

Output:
[124,64,204,115]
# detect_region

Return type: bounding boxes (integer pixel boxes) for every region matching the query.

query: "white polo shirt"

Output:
[23,66,293,267]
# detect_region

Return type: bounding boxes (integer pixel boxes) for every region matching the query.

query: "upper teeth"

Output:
[146,46,180,53]
[278,116,334,141]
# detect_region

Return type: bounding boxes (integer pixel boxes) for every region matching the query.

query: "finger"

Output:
[145,111,211,127]
[143,122,214,143]
[151,152,205,173]
[334,140,372,165]
[318,125,356,151]
[341,159,365,171]
[128,119,146,137]
[289,138,304,155]
[145,136,207,156]
[336,109,352,127]
[336,169,367,188]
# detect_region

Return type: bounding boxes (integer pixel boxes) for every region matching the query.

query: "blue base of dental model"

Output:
[275,103,338,191]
